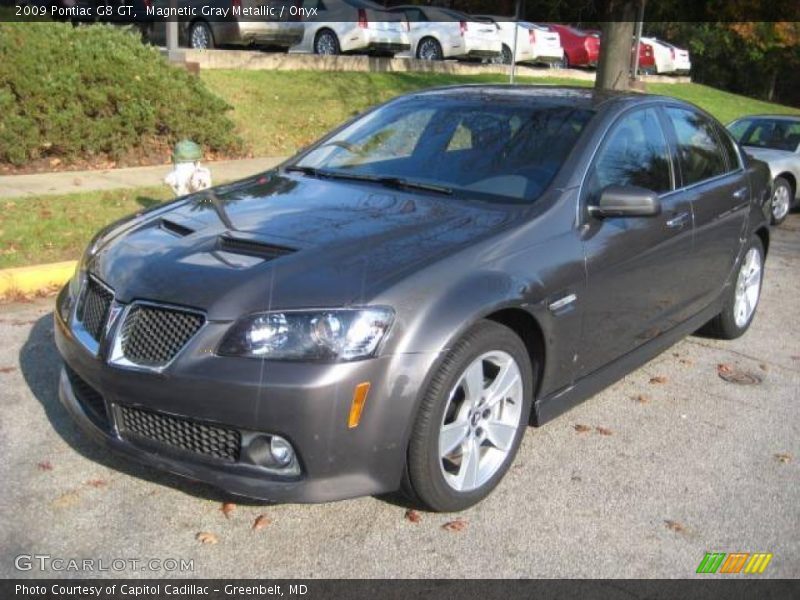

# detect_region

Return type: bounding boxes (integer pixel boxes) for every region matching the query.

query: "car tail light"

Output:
[460,20,467,36]
[358,8,368,29]
[670,48,676,59]
[529,29,536,44]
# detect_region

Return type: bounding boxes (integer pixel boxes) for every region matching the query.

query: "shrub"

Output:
[0,22,243,166]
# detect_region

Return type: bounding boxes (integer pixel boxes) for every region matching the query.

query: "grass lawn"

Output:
[201,70,800,157]
[3,69,798,270]
[0,187,172,269]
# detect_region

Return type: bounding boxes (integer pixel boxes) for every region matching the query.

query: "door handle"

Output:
[666,212,690,229]
[732,187,748,201]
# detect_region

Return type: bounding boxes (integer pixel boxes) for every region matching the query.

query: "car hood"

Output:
[87,173,514,320]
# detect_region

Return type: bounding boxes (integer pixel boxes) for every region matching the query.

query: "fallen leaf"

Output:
[573,424,592,433]
[679,358,694,366]
[85,479,107,487]
[404,509,422,523]
[0,366,16,374]
[774,453,792,464]
[717,363,733,375]
[220,502,236,518]
[595,426,613,436]
[634,394,650,404]
[759,363,769,372]
[252,514,273,530]
[441,519,467,532]
[664,520,686,533]
[37,461,53,471]
[649,376,668,384]
[195,532,219,545]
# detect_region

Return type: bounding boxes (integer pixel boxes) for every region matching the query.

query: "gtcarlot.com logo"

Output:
[14,554,194,573]
[696,552,773,574]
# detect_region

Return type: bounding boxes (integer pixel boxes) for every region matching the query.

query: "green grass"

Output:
[0,187,172,269]
[201,70,799,157]
[4,70,798,270]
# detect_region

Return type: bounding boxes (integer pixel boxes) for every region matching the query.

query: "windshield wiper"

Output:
[284,166,452,195]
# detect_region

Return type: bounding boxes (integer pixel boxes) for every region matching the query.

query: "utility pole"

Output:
[631,0,646,80]
[166,0,179,59]
[509,0,524,83]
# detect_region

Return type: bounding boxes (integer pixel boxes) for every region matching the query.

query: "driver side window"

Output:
[586,107,672,203]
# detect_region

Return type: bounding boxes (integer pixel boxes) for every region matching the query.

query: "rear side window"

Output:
[586,107,672,200]
[665,107,727,186]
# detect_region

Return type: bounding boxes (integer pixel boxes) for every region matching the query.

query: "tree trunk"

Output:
[595,3,638,91]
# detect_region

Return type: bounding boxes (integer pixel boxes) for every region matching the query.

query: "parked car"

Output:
[142,0,305,50]
[291,0,409,56]
[388,6,501,61]
[546,24,600,68]
[472,17,563,65]
[642,37,691,75]
[55,86,771,512]
[633,38,656,74]
[728,115,800,224]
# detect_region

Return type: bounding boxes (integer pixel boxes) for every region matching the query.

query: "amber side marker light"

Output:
[348,382,371,428]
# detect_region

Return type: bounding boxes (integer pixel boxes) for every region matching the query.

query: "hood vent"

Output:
[217,236,296,261]
[160,219,195,237]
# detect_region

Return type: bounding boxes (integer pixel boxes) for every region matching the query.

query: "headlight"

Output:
[218,308,394,361]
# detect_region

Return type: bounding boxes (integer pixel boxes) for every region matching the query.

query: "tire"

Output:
[416,37,444,61]
[700,236,765,340]
[493,44,513,65]
[770,176,793,225]
[314,29,340,56]
[404,320,534,512]
[189,21,214,50]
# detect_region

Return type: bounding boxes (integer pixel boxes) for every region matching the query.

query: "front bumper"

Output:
[53,286,435,503]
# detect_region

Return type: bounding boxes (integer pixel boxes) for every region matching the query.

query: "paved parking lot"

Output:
[1,216,798,579]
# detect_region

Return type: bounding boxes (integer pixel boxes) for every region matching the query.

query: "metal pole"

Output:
[509,0,522,84]
[166,0,179,57]
[632,0,646,80]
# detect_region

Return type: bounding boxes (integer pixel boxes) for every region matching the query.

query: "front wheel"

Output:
[700,236,764,340]
[314,30,340,55]
[492,44,513,65]
[405,320,533,512]
[770,176,793,225]
[417,37,444,61]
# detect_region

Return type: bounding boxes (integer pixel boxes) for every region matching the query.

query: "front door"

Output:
[577,105,695,377]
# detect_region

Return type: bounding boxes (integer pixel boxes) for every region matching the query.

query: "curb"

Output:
[0,261,76,299]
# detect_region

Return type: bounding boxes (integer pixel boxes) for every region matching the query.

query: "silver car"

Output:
[728,115,800,225]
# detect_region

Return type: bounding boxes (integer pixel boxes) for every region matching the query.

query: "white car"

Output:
[292,0,409,56]
[640,37,691,74]
[474,17,563,65]
[388,5,501,61]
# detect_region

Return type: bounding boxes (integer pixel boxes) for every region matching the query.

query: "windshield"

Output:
[293,96,594,203]
[728,118,800,152]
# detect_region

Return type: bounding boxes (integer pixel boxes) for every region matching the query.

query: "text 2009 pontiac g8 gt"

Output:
[55,86,771,511]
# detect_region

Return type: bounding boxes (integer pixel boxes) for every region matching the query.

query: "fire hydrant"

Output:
[164,140,212,196]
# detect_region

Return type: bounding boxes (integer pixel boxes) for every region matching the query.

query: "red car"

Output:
[634,40,656,73]
[547,24,600,68]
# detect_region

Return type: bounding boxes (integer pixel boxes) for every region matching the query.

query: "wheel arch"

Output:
[754,225,770,258]
[416,35,442,58]
[775,171,796,198]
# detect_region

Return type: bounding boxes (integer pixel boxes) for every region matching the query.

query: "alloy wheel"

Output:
[772,184,791,222]
[418,39,442,61]
[438,351,523,492]
[315,32,338,55]
[733,247,762,328]
[190,25,210,49]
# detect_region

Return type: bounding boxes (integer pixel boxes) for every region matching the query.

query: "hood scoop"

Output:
[160,219,195,237]
[217,235,296,261]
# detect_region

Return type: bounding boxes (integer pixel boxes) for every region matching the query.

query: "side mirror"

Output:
[589,185,661,218]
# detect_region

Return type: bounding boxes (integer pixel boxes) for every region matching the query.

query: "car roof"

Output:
[405,84,677,111]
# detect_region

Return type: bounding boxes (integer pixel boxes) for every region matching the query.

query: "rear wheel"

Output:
[417,37,444,61]
[405,320,533,512]
[700,236,764,340]
[189,21,214,50]
[770,176,792,225]
[492,44,513,65]
[314,29,340,55]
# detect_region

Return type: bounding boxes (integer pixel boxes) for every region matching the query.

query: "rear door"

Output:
[577,105,695,377]
[662,106,749,314]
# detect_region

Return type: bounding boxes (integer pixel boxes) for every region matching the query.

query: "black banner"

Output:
[3,580,800,600]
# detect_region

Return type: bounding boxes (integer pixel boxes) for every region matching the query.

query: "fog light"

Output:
[270,435,294,467]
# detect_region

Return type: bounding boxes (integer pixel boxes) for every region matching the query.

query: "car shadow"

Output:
[19,312,266,506]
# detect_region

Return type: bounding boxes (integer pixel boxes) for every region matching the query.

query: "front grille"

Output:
[76,277,113,342]
[119,305,204,367]
[118,405,241,462]
[65,367,110,431]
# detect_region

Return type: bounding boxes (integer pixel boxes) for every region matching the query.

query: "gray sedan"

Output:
[54,87,770,512]
[728,114,800,225]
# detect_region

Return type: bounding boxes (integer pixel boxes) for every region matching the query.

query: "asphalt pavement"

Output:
[0,215,798,579]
